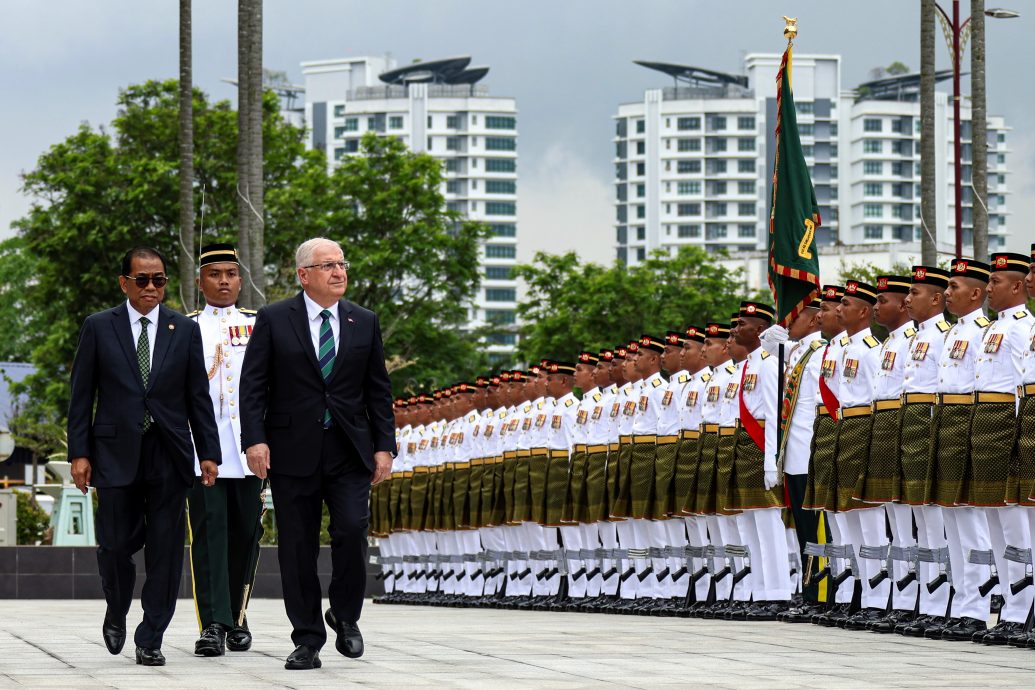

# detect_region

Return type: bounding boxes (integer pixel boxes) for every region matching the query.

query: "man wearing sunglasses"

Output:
[68,246,221,667]
[241,237,396,670]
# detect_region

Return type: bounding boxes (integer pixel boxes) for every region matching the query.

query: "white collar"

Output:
[127,300,159,325]
[303,291,338,321]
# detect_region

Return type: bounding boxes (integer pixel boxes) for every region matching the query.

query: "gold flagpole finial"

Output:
[783,16,798,41]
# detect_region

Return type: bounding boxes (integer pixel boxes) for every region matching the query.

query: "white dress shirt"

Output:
[302,291,340,356]
[127,300,159,367]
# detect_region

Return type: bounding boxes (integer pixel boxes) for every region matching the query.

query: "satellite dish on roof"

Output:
[0,430,13,461]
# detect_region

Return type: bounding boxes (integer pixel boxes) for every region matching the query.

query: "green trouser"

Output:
[188,475,263,631]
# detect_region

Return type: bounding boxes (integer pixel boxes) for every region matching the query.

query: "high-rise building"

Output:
[301,55,519,361]
[614,53,1010,264]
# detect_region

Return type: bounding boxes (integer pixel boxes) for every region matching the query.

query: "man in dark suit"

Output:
[68,247,222,667]
[241,237,396,670]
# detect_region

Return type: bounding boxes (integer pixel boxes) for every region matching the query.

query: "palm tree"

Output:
[236,0,266,309]
[178,0,196,310]
[920,0,938,265]
[970,0,988,259]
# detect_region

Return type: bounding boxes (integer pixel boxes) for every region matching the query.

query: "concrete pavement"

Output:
[1,599,1034,688]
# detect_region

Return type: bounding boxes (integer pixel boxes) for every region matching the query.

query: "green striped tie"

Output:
[318,310,335,427]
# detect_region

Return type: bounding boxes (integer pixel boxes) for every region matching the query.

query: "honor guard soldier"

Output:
[775,295,827,623]
[568,352,602,604]
[1010,244,1035,648]
[863,276,917,633]
[967,252,1035,645]
[186,243,262,656]
[830,279,887,631]
[896,266,952,636]
[927,258,992,641]
[730,302,792,620]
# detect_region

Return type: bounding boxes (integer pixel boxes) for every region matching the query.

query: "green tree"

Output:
[9,82,489,438]
[515,247,749,362]
[0,237,38,362]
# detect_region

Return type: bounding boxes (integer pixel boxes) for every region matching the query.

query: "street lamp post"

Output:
[932,3,1018,258]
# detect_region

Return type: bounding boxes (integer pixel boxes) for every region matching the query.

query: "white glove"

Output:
[760,325,789,353]
[764,470,778,491]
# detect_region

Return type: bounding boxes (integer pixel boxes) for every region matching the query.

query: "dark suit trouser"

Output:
[188,475,263,631]
[786,472,821,602]
[95,428,190,649]
[270,425,370,649]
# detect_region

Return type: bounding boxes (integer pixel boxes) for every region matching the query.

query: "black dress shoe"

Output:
[325,608,364,658]
[842,607,885,631]
[940,617,987,641]
[226,617,252,652]
[102,613,126,655]
[194,623,227,657]
[975,620,1022,645]
[135,647,166,666]
[285,644,322,670]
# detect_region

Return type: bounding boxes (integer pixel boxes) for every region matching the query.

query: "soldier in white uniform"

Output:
[186,244,261,656]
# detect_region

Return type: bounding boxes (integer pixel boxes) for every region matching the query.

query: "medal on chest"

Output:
[577,409,588,425]
[912,342,929,361]
[707,386,720,403]
[821,359,837,379]
[687,390,699,407]
[844,358,859,380]
[551,415,562,430]
[535,413,547,428]
[724,382,739,399]
[638,395,648,412]
[881,350,897,371]
[509,418,520,432]
[743,374,758,392]
[592,406,603,421]
[610,403,620,418]
[622,401,636,416]
[227,324,253,346]
[949,339,969,360]
[983,333,1004,354]
[522,417,533,431]
[485,424,494,438]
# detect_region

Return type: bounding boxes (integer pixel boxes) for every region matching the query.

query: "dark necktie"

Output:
[137,316,151,431]
[319,310,335,427]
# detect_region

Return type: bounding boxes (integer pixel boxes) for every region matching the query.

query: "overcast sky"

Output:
[2,0,1032,263]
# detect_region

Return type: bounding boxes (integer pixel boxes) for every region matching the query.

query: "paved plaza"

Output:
[1,599,1035,688]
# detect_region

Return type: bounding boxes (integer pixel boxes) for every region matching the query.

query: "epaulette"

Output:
[838,335,850,347]
[1014,310,1029,320]
[760,350,771,359]
[936,320,951,333]
[725,364,736,374]
[186,310,200,318]
[523,404,532,413]
[677,374,689,384]
[863,335,880,349]
[652,378,663,388]
[239,308,257,317]
[592,392,602,402]
[809,339,825,351]
[565,398,575,407]
[701,373,711,382]
[904,327,917,338]
[498,410,507,419]
[975,316,991,328]
[468,413,477,422]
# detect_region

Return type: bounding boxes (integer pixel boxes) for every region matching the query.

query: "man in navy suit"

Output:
[68,247,221,666]
[241,237,396,670]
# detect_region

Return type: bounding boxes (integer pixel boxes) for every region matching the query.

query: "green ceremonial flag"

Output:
[768,43,821,327]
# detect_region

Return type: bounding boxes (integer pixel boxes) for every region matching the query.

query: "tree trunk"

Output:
[920,0,938,265]
[236,0,251,304]
[246,0,265,307]
[178,0,195,311]
[970,0,988,259]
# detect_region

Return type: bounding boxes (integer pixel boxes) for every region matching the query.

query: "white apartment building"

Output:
[301,56,519,361]
[614,54,1010,265]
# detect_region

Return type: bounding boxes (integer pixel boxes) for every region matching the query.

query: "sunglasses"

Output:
[124,273,169,288]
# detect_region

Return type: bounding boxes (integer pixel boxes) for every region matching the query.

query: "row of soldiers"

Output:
[370,246,1035,646]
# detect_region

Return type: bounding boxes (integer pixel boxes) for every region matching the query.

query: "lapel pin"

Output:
[169,324,175,330]
[347,317,355,324]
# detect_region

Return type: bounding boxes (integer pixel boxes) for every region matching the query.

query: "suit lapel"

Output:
[290,292,323,379]
[110,303,146,391]
[328,300,354,382]
[147,306,174,391]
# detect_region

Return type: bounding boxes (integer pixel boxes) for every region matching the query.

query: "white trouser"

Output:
[786,528,802,594]
[844,506,890,610]
[914,505,950,616]
[559,525,585,597]
[885,503,919,611]
[704,515,731,600]
[684,516,710,601]
[827,512,856,604]
[944,507,992,621]
[615,519,640,599]
[580,522,603,597]
[716,514,749,601]
[737,508,793,602]
[599,521,621,596]
[987,506,1033,623]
